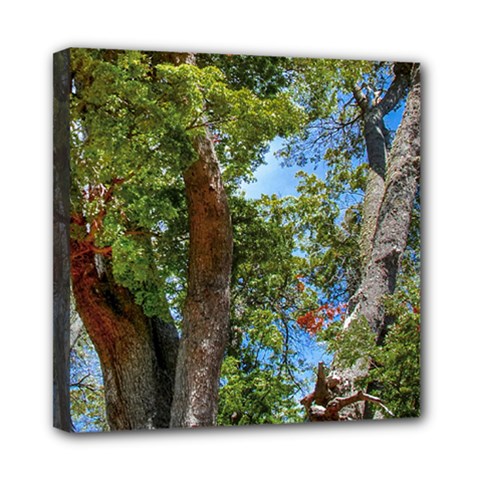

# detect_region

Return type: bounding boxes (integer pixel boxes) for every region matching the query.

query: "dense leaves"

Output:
[370,274,421,417]
[70,48,305,319]
[68,50,421,428]
[218,195,324,425]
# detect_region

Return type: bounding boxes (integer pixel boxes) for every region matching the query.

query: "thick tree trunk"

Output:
[167,52,233,428]
[170,131,233,428]
[53,49,72,432]
[70,240,178,430]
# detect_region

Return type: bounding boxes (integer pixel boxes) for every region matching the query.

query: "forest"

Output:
[53,49,420,432]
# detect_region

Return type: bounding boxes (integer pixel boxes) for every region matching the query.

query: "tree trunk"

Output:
[70,240,178,430]
[332,65,421,419]
[170,131,233,428]
[358,112,387,271]
[53,48,72,432]
[166,52,233,428]
[349,65,421,343]
[353,63,412,273]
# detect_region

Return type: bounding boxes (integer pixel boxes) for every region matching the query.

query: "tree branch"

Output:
[300,362,393,421]
[377,62,415,117]
[352,85,369,113]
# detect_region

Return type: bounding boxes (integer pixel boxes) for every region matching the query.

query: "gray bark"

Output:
[53,49,72,432]
[354,64,412,272]
[349,65,421,343]
[332,65,421,418]
[69,306,84,350]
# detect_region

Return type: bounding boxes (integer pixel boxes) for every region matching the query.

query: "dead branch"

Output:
[301,362,393,421]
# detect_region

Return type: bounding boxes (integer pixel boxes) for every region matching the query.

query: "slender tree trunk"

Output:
[170,131,233,428]
[70,240,178,430]
[353,63,412,273]
[53,49,72,432]
[166,52,233,428]
[351,65,421,343]
[331,65,420,419]
[358,112,387,271]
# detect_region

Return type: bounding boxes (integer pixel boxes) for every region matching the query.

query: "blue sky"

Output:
[240,137,324,199]
[70,83,407,430]
[237,102,405,391]
[241,104,404,200]
[239,136,334,391]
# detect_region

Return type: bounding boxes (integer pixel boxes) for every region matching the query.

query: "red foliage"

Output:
[297,303,346,335]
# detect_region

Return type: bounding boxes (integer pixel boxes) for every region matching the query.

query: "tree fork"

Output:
[354,63,413,272]
[70,240,178,430]
[335,65,420,419]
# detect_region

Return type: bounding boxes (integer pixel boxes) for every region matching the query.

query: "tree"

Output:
[346,63,420,343]
[217,194,320,425]
[328,65,421,418]
[168,52,234,427]
[67,48,303,430]
[58,51,421,429]
[370,272,421,417]
[281,59,421,419]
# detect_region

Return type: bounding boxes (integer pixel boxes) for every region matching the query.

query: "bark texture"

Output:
[170,132,233,427]
[348,65,421,343]
[167,52,233,428]
[70,240,178,430]
[53,49,72,432]
[354,63,412,271]
[331,65,421,418]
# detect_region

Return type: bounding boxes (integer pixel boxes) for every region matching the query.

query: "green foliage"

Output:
[217,195,322,425]
[111,235,171,319]
[314,273,421,418]
[71,49,305,192]
[197,53,293,99]
[218,356,303,425]
[70,48,304,322]
[69,50,420,426]
[370,275,421,417]
[327,315,376,371]
[284,58,373,119]
[283,165,366,302]
[277,59,397,169]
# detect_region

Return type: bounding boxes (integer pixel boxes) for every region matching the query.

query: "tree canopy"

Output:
[57,49,421,431]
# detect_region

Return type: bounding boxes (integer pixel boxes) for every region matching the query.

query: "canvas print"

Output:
[53,49,420,432]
